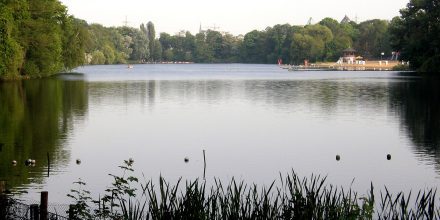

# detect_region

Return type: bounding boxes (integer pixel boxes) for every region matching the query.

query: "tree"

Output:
[205,30,223,62]
[102,44,116,64]
[389,0,440,72]
[159,32,172,51]
[118,26,149,62]
[139,23,150,61]
[242,30,267,63]
[265,24,295,64]
[147,21,156,61]
[151,39,162,61]
[90,50,105,64]
[194,32,211,62]
[291,33,315,64]
[319,18,353,61]
[220,33,241,62]
[20,0,67,76]
[170,32,187,61]
[290,25,333,64]
[355,19,391,59]
[0,4,24,78]
[163,49,174,61]
[61,17,90,69]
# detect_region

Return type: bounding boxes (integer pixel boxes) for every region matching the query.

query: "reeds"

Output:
[377,188,439,220]
[66,160,439,220]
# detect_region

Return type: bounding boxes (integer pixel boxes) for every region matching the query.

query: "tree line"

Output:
[85,18,393,65]
[1,0,439,79]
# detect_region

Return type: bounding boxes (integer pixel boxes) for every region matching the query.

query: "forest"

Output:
[1,0,439,79]
[81,18,393,66]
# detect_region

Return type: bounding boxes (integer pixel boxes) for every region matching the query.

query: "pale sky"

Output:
[60,0,409,35]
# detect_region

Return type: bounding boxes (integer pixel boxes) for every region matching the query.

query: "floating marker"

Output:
[336,155,341,161]
[387,154,391,160]
[76,159,81,165]
[12,160,17,166]
[129,158,134,163]
[184,157,189,163]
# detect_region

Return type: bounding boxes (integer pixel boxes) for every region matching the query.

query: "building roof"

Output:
[341,15,351,24]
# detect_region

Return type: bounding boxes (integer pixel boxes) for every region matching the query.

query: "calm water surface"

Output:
[0,64,439,203]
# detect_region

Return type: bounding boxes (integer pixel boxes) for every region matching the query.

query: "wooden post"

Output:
[203,150,206,180]
[30,204,39,220]
[0,180,6,218]
[68,204,76,220]
[47,152,50,177]
[40,191,48,220]
[0,181,5,194]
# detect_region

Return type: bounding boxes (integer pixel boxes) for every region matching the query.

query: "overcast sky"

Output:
[59,0,409,35]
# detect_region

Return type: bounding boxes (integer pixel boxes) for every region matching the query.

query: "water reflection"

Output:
[93,79,390,117]
[1,70,440,199]
[82,77,439,173]
[90,79,390,113]
[0,79,87,190]
[242,80,389,115]
[83,78,439,160]
[389,78,440,171]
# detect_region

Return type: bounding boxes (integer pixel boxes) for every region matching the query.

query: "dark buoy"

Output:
[76,159,81,165]
[387,154,391,160]
[336,155,341,161]
[129,158,134,163]
[25,159,32,166]
[184,157,189,163]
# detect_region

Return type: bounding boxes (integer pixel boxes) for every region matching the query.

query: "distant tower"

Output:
[307,17,313,25]
[123,16,129,26]
[199,23,202,33]
[209,24,220,31]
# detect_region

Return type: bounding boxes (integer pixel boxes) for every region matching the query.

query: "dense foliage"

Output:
[389,0,440,72]
[0,0,89,79]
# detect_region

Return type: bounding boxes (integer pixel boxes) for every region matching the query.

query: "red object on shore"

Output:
[277,58,283,65]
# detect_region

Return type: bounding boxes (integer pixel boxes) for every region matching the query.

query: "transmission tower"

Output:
[307,17,313,25]
[123,16,130,27]
[205,23,220,31]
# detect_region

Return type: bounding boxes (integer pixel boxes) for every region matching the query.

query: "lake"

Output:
[0,64,439,204]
